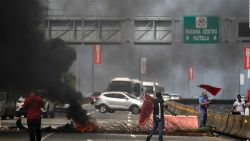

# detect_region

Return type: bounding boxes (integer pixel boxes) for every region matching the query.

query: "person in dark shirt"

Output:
[23,91,44,141]
[146,92,164,141]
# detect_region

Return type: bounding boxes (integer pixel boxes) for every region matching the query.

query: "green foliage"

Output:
[63,72,76,90]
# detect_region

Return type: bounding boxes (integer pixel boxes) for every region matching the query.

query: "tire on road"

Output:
[108,109,115,113]
[99,104,108,113]
[130,105,140,114]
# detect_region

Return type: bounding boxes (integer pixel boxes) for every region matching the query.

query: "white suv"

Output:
[95,91,143,114]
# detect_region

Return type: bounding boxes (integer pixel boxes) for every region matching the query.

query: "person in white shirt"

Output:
[232,94,245,115]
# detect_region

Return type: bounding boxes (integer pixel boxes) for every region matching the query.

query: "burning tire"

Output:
[99,104,108,113]
[130,105,140,114]
[108,109,115,113]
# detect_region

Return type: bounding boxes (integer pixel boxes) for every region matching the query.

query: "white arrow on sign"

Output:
[213,35,217,40]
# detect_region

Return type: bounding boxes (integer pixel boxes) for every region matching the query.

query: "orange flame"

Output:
[74,121,98,133]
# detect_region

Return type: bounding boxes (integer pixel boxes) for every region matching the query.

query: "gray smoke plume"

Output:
[0,0,88,123]
[48,0,247,99]
[49,0,247,17]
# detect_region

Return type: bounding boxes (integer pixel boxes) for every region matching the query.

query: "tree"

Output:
[63,72,76,90]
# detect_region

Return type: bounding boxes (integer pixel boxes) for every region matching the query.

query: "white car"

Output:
[16,97,56,118]
[162,92,170,101]
[95,91,143,114]
[169,94,181,100]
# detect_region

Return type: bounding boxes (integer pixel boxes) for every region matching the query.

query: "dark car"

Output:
[90,91,101,104]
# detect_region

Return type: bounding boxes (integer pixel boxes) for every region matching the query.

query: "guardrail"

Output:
[166,101,250,139]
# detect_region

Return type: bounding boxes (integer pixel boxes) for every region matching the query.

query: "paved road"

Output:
[0,132,241,141]
[0,104,242,141]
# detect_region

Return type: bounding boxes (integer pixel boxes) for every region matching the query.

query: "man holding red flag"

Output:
[198,91,209,128]
[197,84,221,128]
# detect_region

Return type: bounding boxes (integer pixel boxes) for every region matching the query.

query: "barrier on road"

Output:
[165,115,198,131]
[217,113,229,133]
[168,101,250,139]
[229,115,243,135]
[149,115,198,132]
[212,112,224,131]
[206,111,216,127]
[223,114,235,134]
[237,116,250,139]
[166,101,176,114]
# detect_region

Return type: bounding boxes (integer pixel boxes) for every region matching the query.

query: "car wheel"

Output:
[99,104,108,113]
[108,109,115,113]
[1,115,6,120]
[43,111,48,118]
[130,105,140,114]
[9,115,14,119]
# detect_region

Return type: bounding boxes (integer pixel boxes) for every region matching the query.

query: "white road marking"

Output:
[127,123,132,126]
[87,139,92,141]
[130,134,136,138]
[128,119,131,122]
[96,109,99,112]
[41,133,54,141]
[128,116,131,119]
[87,110,96,116]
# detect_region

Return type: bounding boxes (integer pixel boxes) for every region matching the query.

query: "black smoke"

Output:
[0,0,87,123]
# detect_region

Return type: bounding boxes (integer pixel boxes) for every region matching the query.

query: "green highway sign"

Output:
[184,16,220,44]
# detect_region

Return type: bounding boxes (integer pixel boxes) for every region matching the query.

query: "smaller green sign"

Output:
[184,16,220,44]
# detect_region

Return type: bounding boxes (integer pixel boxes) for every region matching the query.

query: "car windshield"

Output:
[124,93,137,99]
[144,86,154,94]
[162,93,169,96]
[108,81,132,93]
[171,95,179,97]
[92,92,101,96]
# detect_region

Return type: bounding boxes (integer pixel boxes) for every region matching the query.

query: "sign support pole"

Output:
[92,46,94,93]
[188,79,190,98]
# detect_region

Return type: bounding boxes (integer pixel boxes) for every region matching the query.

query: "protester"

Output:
[198,91,209,128]
[16,111,26,130]
[232,94,245,115]
[23,91,44,141]
[146,92,164,141]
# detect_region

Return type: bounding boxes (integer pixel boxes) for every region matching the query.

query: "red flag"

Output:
[188,67,194,80]
[244,47,250,69]
[94,44,102,64]
[248,89,250,102]
[198,84,221,96]
[139,93,154,128]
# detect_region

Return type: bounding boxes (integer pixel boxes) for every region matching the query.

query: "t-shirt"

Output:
[23,95,43,119]
[199,96,208,112]
[233,100,245,115]
[153,98,164,120]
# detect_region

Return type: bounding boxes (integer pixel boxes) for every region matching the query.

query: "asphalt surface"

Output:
[0,103,242,141]
[0,132,241,141]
